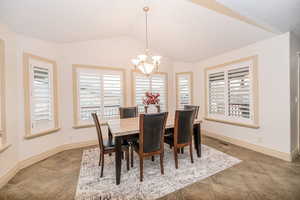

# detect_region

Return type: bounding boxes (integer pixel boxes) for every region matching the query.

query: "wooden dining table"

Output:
[107,116,202,185]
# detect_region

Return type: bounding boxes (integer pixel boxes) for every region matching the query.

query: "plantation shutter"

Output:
[208,72,225,115]
[134,73,168,112]
[151,74,167,112]
[135,74,151,112]
[31,66,53,128]
[228,66,251,119]
[103,74,122,119]
[177,74,192,109]
[79,73,102,120]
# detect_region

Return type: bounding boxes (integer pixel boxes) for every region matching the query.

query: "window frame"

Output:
[176,72,193,109]
[23,53,60,139]
[0,39,6,149]
[204,56,259,128]
[132,70,169,112]
[73,64,126,129]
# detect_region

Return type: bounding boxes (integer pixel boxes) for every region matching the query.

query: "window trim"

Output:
[23,53,60,139]
[175,72,194,109]
[204,56,259,129]
[0,39,6,146]
[72,64,127,129]
[131,70,169,111]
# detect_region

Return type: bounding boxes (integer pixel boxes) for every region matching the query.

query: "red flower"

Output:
[143,92,160,105]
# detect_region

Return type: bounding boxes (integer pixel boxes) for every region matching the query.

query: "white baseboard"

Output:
[0,140,98,189]
[202,130,292,162]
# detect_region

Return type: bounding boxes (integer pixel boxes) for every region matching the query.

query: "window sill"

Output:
[73,122,108,130]
[0,144,11,153]
[24,128,60,139]
[204,117,259,129]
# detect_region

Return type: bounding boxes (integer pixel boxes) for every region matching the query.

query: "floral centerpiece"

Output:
[143,92,161,113]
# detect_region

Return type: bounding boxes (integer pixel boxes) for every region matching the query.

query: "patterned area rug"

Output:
[75,145,241,200]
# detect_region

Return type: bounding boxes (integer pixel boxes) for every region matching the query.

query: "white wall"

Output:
[0,24,19,180]
[173,33,292,154]
[289,32,300,153]
[0,26,174,180]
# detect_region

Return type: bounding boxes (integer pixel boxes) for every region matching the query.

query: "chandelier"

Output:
[132,6,161,76]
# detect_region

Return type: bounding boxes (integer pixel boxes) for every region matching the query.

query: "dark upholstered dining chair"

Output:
[91,113,130,177]
[164,110,195,169]
[119,106,138,119]
[184,105,199,119]
[131,112,168,182]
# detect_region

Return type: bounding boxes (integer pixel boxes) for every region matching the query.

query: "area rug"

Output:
[75,145,241,200]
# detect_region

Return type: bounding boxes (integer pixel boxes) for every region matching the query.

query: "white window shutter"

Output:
[103,74,122,119]
[177,74,192,109]
[228,66,251,119]
[151,74,167,112]
[135,74,150,112]
[32,66,53,124]
[79,73,102,120]
[208,72,225,115]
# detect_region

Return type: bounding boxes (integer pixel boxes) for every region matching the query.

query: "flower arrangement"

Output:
[143,92,160,105]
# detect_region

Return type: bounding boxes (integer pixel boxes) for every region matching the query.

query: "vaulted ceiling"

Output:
[0,0,276,61]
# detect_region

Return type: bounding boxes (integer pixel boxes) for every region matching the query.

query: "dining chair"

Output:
[119,106,138,119]
[131,112,168,182]
[164,109,195,169]
[184,105,199,119]
[91,113,130,177]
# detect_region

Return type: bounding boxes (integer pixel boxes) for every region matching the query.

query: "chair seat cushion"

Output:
[164,135,174,145]
[103,139,129,152]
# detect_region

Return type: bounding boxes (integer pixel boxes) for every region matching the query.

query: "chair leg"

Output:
[151,156,155,161]
[100,153,104,177]
[140,158,144,182]
[98,154,101,166]
[126,150,130,171]
[130,146,134,167]
[189,143,194,164]
[160,154,164,175]
[174,147,178,169]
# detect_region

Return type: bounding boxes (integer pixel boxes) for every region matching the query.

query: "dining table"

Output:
[107,115,202,185]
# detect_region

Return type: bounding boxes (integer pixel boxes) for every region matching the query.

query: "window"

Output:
[0,39,6,147]
[133,71,168,112]
[24,53,59,138]
[176,72,193,109]
[205,56,259,128]
[73,65,125,127]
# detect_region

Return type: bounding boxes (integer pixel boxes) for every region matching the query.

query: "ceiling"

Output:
[216,0,300,36]
[0,0,276,62]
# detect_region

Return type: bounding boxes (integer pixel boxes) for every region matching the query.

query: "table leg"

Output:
[115,136,122,185]
[193,124,201,158]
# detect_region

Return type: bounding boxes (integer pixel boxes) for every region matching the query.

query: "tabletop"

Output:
[107,116,202,137]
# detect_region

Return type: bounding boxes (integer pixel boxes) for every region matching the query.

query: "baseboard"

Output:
[0,164,19,189]
[0,140,98,189]
[202,130,292,162]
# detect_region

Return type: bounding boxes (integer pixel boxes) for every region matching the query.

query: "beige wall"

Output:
[173,33,292,154]
[289,32,300,153]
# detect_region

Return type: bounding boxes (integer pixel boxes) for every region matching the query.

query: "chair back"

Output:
[174,110,195,145]
[91,113,104,151]
[119,106,138,119]
[139,112,168,154]
[184,105,199,119]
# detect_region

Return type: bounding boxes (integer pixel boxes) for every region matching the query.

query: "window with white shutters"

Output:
[176,73,193,109]
[24,54,59,137]
[205,56,258,127]
[133,72,168,112]
[208,72,225,115]
[74,66,124,126]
